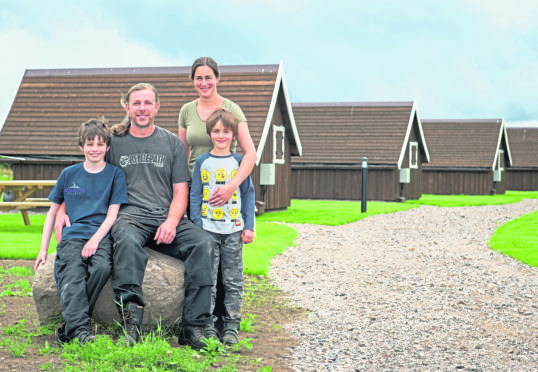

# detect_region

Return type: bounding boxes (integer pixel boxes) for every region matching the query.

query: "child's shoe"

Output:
[55,324,69,345]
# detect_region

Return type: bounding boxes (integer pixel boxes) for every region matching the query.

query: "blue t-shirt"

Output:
[49,162,128,241]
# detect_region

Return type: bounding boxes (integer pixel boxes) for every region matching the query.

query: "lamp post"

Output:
[361,157,368,213]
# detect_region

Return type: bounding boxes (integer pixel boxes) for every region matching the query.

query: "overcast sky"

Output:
[1,0,537,130]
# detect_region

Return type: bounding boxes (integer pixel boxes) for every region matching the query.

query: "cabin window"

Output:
[497,150,504,171]
[409,141,418,169]
[273,125,285,165]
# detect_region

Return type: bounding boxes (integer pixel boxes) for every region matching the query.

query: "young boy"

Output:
[34,118,128,345]
[190,108,255,345]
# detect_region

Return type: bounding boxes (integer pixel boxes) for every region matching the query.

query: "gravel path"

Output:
[269,199,538,371]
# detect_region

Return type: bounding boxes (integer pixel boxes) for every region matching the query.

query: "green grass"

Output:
[406,190,538,207]
[257,199,416,225]
[0,214,56,259]
[489,210,538,266]
[243,222,297,276]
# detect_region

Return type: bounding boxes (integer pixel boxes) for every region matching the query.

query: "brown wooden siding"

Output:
[254,108,292,210]
[506,169,538,191]
[505,128,538,191]
[9,159,80,198]
[423,169,496,195]
[291,165,400,201]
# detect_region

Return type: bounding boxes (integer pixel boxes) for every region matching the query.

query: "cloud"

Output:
[0,20,179,129]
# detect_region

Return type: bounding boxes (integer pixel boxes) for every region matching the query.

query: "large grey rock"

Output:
[32,248,185,329]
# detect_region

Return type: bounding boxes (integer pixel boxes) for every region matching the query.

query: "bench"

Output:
[0,180,56,225]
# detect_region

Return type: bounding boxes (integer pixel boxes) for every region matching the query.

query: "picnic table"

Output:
[0,180,56,225]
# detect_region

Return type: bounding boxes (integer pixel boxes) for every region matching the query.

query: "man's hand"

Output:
[242,229,254,244]
[208,183,235,207]
[54,204,71,243]
[81,238,99,258]
[154,219,177,245]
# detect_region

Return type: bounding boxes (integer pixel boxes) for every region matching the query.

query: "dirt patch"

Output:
[0,260,305,371]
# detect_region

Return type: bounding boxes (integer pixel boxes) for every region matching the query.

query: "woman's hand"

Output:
[208,183,235,207]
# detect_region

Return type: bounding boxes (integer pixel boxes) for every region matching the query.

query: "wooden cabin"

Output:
[421,119,512,195]
[0,63,302,211]
[505,127,538,191]
[290,101,430,201]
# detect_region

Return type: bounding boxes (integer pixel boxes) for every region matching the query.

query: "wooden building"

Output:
[421,119,511,195]
[505,127,538,191]
[290,101,430,201]
[0,63,302,211]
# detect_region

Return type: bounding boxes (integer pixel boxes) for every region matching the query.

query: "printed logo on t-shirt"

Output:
[64,182,85,195]
[215,168,226,184]
[202,187,210,201]
[212,208,224,220]
[230,208,239,220]
[119,154,166,168]
[201,204,209,217]
[201,169,210,183]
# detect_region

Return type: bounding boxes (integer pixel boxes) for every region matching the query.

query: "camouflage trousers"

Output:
[207,231,244,329]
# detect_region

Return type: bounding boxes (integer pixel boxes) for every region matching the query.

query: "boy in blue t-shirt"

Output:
[34,118,128,345]
[190,108,255,345]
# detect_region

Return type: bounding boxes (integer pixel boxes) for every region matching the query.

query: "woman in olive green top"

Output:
[178,57,257,207]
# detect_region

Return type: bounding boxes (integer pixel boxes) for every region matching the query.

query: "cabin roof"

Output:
[421,118,511,169]
[506,127,538,167]
[0,63,301,162]
[291,101,429,167]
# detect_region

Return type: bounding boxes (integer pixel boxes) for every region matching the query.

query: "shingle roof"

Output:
[421,119,510,168]
[291,101,428,166]
[507,127,538,167]
[0,64,300,160]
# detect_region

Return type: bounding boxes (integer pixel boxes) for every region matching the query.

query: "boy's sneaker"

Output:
[221,327,239,346]
[55,324,70,345]
[178,325,207,350]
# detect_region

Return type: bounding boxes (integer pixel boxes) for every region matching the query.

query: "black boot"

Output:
[119,302,144,346]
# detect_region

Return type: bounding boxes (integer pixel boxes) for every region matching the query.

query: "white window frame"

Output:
[273,125,285,165]
[409,141,418,169]
[497,150,504,171]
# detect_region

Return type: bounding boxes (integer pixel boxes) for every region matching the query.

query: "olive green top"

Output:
[178,98,247,176]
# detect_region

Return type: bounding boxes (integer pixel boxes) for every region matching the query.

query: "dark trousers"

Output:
[110,215,215,326]
[208,231,244,329]
[54,238,113,339]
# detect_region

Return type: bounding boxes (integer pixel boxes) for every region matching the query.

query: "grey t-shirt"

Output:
[106,126,189,221]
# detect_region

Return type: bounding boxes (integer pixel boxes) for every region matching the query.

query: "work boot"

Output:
[221,326,239,346]
[178,325,210,350]
[76,332,96,345]
[119,302,144,346]
[204,323,219,340]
